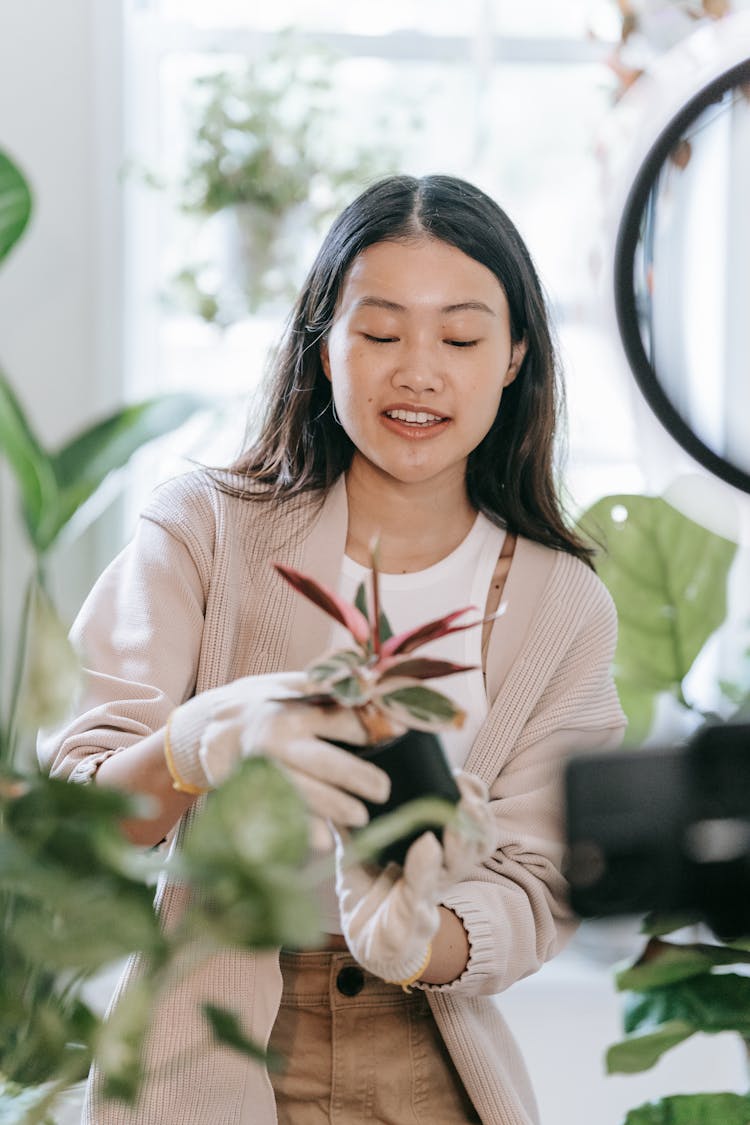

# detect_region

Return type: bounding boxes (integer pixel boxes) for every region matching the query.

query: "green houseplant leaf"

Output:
[578,494,737,742]
[615,937,750,992]
[0,149,32,265]
[623,973,750,1038]
[606,1019,695,1074]
[0,369,206,554]
[42,392,207,552]
[622,1092,750,1124]
[607,973,750,1074]
[0,369,57,544]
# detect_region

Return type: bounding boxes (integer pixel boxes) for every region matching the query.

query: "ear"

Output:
[320,338,332,382]
[503,338,527,387]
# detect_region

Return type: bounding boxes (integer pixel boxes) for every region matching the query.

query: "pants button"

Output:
[336,966,365,996]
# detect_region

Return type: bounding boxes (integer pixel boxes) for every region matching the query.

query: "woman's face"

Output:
[320,237,526,494]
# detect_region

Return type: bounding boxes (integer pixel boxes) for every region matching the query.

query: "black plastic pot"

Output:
[332,728,460,866]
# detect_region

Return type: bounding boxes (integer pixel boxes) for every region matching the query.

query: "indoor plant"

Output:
[167,32,401,324]
[0,147,319,1123]
[577,489,743,746]
[275,554,486,864]
[577,488,750,1124]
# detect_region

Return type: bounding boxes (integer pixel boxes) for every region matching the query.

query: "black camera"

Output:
[564,722,750,940]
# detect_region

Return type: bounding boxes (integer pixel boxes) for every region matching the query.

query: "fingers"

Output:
[454,770,489,805]
[442,797,496,877]
[308,815,335,853]
[289,769,373,829]
[276,737,390,806]
[453,769,495,859]
[402,831,444,893]
[309,705,372,746]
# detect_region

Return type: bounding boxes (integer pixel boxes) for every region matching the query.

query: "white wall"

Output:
[0,1,124,707]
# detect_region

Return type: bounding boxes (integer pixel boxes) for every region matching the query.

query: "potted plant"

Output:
[275,553,487,865]
[0,147,321,1123]
[167,33,402,324]
[576,488,750,1124]
[577,489,742,747]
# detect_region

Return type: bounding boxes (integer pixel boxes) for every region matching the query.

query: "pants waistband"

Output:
[279,948,424,1007]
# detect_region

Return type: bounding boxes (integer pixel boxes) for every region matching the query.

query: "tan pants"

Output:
[269,949,481,1124]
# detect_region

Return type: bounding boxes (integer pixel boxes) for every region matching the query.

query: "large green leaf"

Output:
[578,494,737,743]
[622,973,750,1037]
[179,757,322,950]
[0,370,205,553]
[182,757,310,873]
[0,776,165,973]
[40,393,206,552]
[616,937,750,992]
[0,369,57,541]
[623,1092,750,1124]
[606,1020,695,1074]
[0,149,32,265]
[607,971,750,1074]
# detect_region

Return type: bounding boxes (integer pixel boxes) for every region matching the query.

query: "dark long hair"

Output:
[229,173,592,563]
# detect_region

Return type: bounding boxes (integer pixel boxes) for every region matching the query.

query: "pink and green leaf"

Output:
[307,650,363,684]
[381,608,480,657]
[274,563,370,645]
[377,685,466,731]
[327,676,369,706]
[378,657,477,681]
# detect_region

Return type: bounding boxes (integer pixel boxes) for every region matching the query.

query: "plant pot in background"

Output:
[332,729,460,866]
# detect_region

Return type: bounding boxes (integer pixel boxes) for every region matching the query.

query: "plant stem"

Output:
[354,701,398,743]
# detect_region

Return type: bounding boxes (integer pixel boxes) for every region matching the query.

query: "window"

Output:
[121,0,645,508]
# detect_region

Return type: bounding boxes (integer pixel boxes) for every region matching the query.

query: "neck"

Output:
[344,459,477,573]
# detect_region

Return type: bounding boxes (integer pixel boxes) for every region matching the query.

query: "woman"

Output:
[40,174,626,1124]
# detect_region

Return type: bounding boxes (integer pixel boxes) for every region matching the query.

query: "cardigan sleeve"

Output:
[430,565,627,998]
[37,511,207,784]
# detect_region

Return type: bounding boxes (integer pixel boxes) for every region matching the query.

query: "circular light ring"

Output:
[614,57,750,494]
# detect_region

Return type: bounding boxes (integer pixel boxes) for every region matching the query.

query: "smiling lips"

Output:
[383,407,449,436]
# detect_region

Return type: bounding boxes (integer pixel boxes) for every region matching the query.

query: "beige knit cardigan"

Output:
[39,471,626,1125]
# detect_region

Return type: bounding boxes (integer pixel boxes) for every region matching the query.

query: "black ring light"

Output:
[614,57,750,494]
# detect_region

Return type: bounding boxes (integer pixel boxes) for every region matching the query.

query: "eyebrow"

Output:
[354,296,497,317]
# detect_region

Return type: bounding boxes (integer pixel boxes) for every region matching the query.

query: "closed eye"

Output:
[446,339,480,348]
[363,333,398,344]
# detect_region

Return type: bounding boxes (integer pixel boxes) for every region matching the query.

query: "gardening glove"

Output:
[335,771,495,984]
[165,671,390,846]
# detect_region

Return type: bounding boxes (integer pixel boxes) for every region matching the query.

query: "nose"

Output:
[392,337,444,394]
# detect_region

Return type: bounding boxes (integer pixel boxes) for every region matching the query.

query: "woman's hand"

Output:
[335,772,495,984]
[167,672,390,845]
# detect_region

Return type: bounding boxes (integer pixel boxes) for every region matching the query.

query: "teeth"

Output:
[386,409,443,424]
